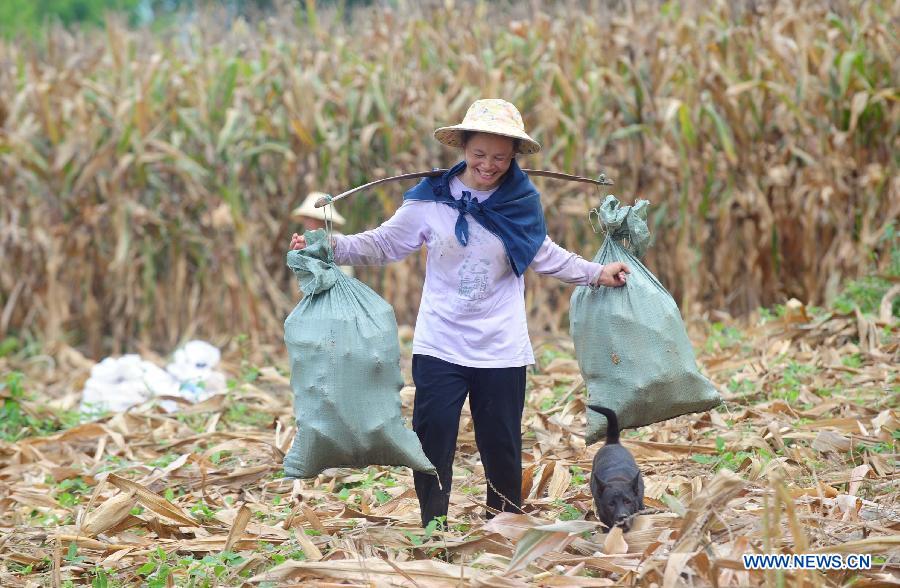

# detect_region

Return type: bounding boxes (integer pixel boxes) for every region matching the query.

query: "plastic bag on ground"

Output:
[79,354,179,413]
[283,229,436,479]
[570,195,722,444]
[80,341,226,414]
[165,340,227,402]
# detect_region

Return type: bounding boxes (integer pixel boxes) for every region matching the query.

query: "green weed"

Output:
[772,361,817,403]
[692,436,760,471]
[551,499,583,521]
[705,322,744,353]
[834,276,898,317]
[570,466,587,486]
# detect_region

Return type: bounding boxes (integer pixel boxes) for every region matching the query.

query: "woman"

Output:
[290,98,630,527]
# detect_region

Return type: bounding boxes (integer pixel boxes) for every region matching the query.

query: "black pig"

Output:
[588,405,644,532]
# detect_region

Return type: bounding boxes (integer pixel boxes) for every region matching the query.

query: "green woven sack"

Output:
[283,230,436,479]
[570,196,722,444]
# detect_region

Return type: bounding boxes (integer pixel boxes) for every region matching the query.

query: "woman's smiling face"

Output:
[460,132,515,191]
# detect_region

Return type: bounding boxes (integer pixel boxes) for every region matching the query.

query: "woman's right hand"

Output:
[290,233,307,250]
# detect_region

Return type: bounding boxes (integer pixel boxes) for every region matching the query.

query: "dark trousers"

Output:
[411,354,527,527]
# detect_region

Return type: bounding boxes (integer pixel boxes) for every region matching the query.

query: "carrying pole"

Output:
[315,170,614,208]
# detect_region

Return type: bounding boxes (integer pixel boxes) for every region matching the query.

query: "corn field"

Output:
[0,0,897,357]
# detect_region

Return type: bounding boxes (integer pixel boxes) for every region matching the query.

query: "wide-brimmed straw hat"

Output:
[433,98,541,155]
[291,192,346,226]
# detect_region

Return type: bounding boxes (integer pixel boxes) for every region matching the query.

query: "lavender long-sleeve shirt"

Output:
[333,176,603,368]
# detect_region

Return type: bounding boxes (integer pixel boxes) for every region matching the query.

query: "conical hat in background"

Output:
[291,192,346,225]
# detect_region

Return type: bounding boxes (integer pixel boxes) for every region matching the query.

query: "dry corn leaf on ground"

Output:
[0,301,896,586]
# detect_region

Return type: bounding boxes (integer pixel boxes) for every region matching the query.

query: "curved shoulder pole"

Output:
[315,169,614,208]
[315,170,446,208]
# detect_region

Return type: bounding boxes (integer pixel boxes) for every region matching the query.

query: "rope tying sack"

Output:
[588,194,652,258]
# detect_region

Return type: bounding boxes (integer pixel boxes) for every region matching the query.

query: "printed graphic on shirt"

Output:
[458,255,491,299]
[454,221,507,314]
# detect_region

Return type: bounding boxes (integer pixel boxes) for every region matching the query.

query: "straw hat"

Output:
[291,192,346,226]
[434,98,541,155]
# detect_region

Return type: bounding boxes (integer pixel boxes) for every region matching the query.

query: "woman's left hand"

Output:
[596,262,630,287]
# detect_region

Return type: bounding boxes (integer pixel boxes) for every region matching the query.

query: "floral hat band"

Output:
[433,98,541,155]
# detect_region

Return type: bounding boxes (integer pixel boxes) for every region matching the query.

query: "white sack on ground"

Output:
[165,339,227,402]
[79,354,179,413]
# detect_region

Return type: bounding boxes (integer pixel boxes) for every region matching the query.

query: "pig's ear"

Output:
[632,474,641,494]
[592,478,606,493]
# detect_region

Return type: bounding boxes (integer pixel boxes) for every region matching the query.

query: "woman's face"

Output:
[461,133,515,191]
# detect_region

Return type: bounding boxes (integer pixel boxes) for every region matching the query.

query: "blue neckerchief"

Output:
[403,159,547,277]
